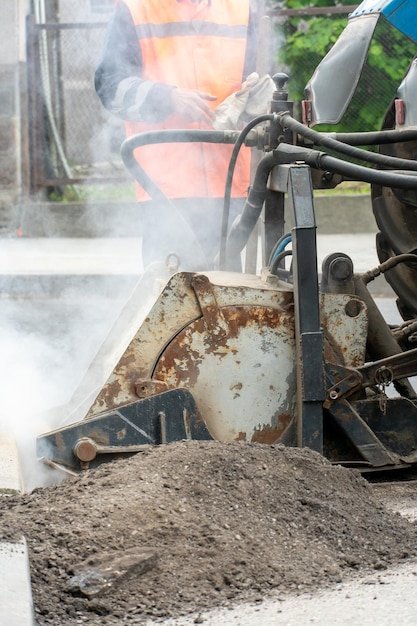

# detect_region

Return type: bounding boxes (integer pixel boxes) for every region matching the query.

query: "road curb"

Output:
[17,195,375,238]
[0,436,35,625]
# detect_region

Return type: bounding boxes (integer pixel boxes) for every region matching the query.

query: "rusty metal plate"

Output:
[320,293,368,368]
[85,271,294,418]
[152,305,297,443]
[82,273,369,441]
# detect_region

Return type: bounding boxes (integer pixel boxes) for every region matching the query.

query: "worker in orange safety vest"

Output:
[95,0,257,270]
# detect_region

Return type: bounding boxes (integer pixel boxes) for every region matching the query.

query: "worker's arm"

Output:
[94,2,216,123]
[94,1,174,122]
[94,1,257,124]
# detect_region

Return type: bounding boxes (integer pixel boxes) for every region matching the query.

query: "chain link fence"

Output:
[27,16,129,197]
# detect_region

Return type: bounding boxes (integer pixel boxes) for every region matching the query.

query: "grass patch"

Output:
[49,183,136,203]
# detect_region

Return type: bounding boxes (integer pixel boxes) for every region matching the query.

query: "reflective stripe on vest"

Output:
[135,22,249,40]
[123,0,252,200]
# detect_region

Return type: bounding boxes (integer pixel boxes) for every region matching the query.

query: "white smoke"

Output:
[1,2,163,492]
[6,0,283,493]
[0,264,150,492]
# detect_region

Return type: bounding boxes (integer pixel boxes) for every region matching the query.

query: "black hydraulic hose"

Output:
[223,142,417,271]
[276,143,417,189]
[121,129,240,201]
[328,129,417,146]
[219,113,275,269]
[121,129,240,268]
[361,254,417,285]
[279,112,417,171]
[222,149,281,268]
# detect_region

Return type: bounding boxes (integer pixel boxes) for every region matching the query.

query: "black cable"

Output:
[219,113,276,269]
[222,150,282,269]
[221,140,417,273]
[267,232,292,266]
[121,129,240,201]
[270,249,292,276]
[121,129,241,268]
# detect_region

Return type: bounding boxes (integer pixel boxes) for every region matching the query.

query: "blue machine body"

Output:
[350,0,417,42]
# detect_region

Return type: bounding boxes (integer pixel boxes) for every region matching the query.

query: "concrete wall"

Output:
[19,194,376,238]
[313,194,377,234]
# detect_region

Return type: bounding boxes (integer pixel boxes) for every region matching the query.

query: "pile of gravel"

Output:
[1,440,416,625]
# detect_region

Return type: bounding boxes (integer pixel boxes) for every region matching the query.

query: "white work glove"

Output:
[213,72,276,130]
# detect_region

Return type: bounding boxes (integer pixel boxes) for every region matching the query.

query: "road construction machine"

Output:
[37,0,417,473]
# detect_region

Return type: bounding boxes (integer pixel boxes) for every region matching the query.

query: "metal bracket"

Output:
[358,346,417,387]
[37,389,212,471]
[286,164,325,453]
[324,362,363,408]
[191,274,229,340]
[326,397,398,467]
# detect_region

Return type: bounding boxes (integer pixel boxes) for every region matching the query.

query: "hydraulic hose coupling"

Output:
[267,73,294,149]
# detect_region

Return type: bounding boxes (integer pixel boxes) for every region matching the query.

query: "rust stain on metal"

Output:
[191,274,229,339]
[250,414,293,444]
[193,418,210,431]
[118,351,141,368]
[55,432,67,453]
[230,382,243,399]
[323,333,345,365]
[116,428,127,441]
[154,333,203,389]
[94,379,125,413]
[135,379,169,399]
[153,306,292,390]
[86,428,111,446]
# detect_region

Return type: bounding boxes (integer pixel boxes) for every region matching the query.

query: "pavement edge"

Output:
[0,436,36,625]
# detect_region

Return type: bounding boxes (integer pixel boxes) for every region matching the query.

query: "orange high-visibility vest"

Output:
[123,0,252,201]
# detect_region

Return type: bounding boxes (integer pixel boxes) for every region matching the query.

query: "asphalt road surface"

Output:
[154,560,417,626]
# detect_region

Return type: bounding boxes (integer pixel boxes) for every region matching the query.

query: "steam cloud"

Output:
[5,1,285,492]
[0,281,141,491]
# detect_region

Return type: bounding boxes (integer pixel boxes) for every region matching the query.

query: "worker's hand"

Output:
[171,88,217,124]
[213,73,276,130]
